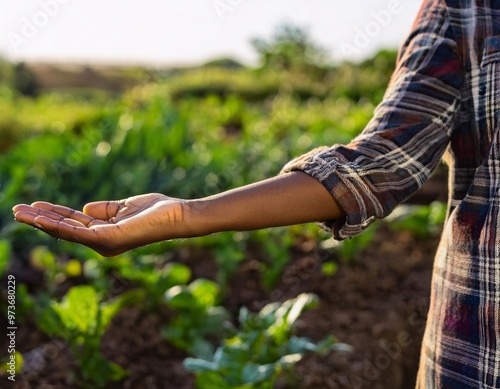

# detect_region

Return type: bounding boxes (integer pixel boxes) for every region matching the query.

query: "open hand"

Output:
[12,193,186,257]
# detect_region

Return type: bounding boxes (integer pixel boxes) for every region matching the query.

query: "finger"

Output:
[14,210,86,229]
[30,214,104,242]
[12,204,30,213]
[33,216,121,257]
[31,202,97,226]
[83,200,123,220]
[14,205,77,222]
[14,207,109,229]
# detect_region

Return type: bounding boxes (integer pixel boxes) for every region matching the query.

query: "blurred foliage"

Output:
[322,222,379,266]
[117,255,192,310]
[12,62,39,97]
[385,202,447,239]
[0,57,14,87]
[184,293,350,389]
[251,23,328,75]
[0,24,449,388]
[0,239,9,277]
[202,57,245,70]
[36,286,145,387]
[162,279,230,358]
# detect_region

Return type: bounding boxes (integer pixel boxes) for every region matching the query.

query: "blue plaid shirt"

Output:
[283,0,500,387]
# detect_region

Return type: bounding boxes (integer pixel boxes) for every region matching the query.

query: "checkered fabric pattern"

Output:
[282,0,500,387]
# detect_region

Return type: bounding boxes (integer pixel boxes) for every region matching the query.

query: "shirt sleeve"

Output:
[280,0,465,240]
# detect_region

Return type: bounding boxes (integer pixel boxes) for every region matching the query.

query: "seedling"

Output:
[36,285,144,388]
[253,228,294,291]
[162,278,230,359]
[116,255,191,309]
[184,293,351,388]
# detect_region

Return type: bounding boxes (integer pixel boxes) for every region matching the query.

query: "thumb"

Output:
[83,200,123,220]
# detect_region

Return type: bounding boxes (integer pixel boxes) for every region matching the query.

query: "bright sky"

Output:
[0,0,422,67]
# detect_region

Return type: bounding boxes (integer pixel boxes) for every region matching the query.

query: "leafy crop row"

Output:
[0,46,446,387]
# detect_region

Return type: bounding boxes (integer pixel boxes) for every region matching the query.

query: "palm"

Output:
[85,193,170,224]
[12,193,184,256]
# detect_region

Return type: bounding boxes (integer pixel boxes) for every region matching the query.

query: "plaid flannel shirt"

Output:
[282,0,500,387]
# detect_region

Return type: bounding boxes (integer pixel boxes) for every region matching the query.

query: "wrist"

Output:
[181,198,219,238]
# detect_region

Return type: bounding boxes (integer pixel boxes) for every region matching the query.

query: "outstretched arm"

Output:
[12,171,344,257]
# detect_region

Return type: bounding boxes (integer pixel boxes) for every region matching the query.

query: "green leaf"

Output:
[16,283,35,322]
[83,259,104,280]
[0,239,10,276]
[53,285,98,334]
[161,325,189,349]
[194,372,232,389]
[81,352,128,387]
[259,302,281,326]
[36,302,66,337]
[321,261,337,276]
[149,263,191,297]
[202,306,230,333]
[0,352,23,374]
[238,306,250,325]
[268,293,318,342]
[162,262,191,286]
[188,278,220,308]
[212,346,240,369]
[100,289,145,333]
[188,338,215,360]
[312,335,337,353]
[242,363,276,384]
[183,358,217,372]
[287,336,315,354]
[29,246,56,271]
[285,293,318,327]
[64,259,82,277]
[278,353,302,367]
[164,285,196,309]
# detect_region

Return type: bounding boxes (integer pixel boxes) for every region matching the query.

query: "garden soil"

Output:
[1,222,439,389]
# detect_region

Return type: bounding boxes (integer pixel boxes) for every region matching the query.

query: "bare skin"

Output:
[12,171,344,257]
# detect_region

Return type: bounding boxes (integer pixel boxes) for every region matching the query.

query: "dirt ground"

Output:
[1,220,440,389]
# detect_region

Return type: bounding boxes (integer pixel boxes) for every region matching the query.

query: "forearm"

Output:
[183,171,345,236]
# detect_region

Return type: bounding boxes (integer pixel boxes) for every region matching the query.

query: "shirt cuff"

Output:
[280,146,377,240]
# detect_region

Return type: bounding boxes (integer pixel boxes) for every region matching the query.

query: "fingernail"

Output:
[34,221,43,229]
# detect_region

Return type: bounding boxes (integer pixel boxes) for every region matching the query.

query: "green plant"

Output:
[71,246,188,306]
[29,245,83,295]
[0,351,23,380]
[324,222,378,265]
[184,293,350,389]
[251,23,328,73]
[162,278,230,359]
[117,255,191,309]
[0,239,10,277]
[0,240,35,324]
[253,228,294,291]
[36,285,145,388]
[211,233,247,292]
[386,202,447,239]
[12,283,35,324]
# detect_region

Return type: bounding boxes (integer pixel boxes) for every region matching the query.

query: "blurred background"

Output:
[1,0,421,65]
[0,1,450,389]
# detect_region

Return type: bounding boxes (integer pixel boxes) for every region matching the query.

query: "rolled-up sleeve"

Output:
[281,0,465,240]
